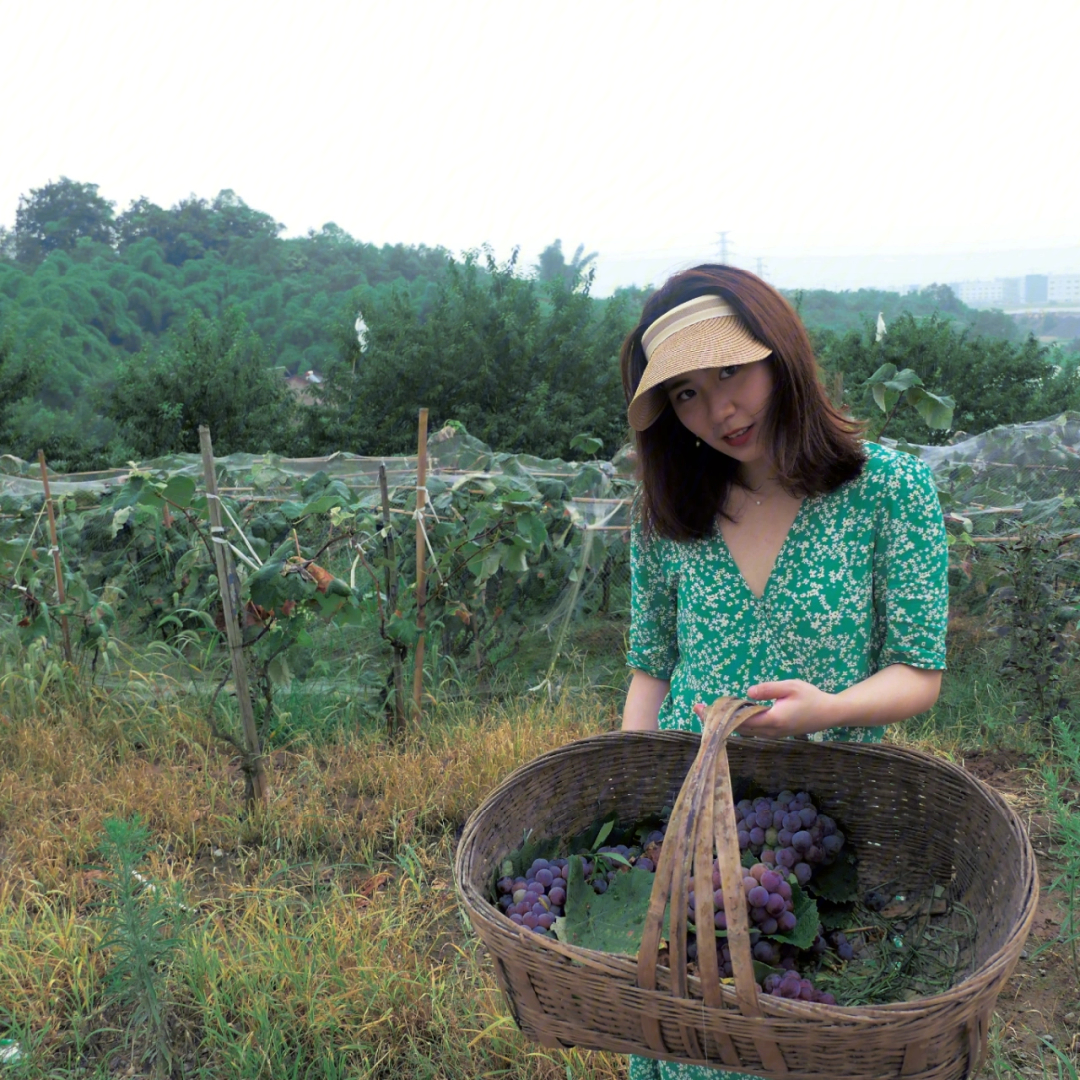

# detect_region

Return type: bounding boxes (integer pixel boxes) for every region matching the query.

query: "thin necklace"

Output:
[746,478,780,506]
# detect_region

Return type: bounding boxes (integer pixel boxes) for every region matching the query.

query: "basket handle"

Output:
[637,697,789,1072]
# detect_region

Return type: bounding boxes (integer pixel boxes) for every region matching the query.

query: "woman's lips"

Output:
[722,424,753,447]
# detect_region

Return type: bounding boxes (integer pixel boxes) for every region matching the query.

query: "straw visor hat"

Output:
[628,295,773,431]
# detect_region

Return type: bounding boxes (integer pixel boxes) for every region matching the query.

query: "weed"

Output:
[1036,717,1080,981]
[988,526,1080,729]
[95,814,190,1076]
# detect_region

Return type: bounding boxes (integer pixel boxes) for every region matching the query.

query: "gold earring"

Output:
[695,438,701,447]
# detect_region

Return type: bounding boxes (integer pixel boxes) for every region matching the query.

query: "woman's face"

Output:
[663,359,774,467]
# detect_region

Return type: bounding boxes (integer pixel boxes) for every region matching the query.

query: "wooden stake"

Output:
[412,408,429,726]
[36,451,73,664]
[199,425,269,809]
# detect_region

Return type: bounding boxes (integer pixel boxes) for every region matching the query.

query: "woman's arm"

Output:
[738,663,942,739]
[623,669,670,732]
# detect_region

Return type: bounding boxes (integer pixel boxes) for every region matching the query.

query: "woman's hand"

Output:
[691,681,839,738]
[741,680,841,737]
[692,665,943,738]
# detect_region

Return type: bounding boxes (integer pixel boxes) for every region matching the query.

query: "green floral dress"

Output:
[625,441,948,1080]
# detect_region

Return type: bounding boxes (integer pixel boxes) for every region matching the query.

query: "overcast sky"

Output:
[2,0,1077,293]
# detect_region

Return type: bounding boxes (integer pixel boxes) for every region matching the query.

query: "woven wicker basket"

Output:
[454,698,1039,1080]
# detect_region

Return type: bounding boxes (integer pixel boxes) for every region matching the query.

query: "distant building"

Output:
[1024,274,1048,303]
[1048,274,1080,303]
[945,274,1077,308]
[949,279,1006,306]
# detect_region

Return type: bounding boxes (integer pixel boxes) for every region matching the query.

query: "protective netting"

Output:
[2,414,1078,704]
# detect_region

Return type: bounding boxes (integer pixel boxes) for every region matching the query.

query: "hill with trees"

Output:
[1,177,1078,468]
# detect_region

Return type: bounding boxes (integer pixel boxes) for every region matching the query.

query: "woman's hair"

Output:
[620,264,865,541]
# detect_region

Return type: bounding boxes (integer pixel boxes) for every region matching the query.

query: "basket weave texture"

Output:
[454,699,1038,1080]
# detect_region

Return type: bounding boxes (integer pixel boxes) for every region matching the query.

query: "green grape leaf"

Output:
[555,860,662,955]
[516,511,548,551]
[871,383,900,415]
[161,474,196,508]
[866,363,898,385]
[266,654,292,690]
[817,900,857,930]
[769,882,820,950]
[502,540,529,574]
[246,560,285,609]
[884,368,923,393]
[570,434,603,457]
[333,601,369,628]
[806,850,859,903]
[386,612,419,647]
[907,386,955,430]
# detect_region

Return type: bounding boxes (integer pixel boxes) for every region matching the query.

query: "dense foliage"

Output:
[304,250,637,457]
[813,313,1080,443]
[3,177,1080,469]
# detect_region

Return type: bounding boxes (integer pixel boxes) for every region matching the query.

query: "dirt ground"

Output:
[959,749,1079,1075]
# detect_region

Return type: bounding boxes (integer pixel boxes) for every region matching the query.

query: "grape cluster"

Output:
[761,970,836,1004]
[810,928,855,961]
[688,861,797,937]
[734,790,844,887]
[495,857,569,934]
[492,790,855,1003]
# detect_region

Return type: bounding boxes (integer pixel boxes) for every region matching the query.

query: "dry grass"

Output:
[0,687,626,1078]
[1,669,1077,1077]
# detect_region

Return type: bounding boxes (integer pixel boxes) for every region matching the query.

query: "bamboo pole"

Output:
[412,408,429,726]
[199,426,269,809]
[37,451,73,664]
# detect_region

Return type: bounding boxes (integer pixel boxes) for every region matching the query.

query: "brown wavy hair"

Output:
[620,264,865,541]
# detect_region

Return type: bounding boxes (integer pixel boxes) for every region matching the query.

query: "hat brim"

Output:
[627,316,773,431]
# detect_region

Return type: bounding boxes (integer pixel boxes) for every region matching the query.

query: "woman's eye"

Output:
[718,365,742,381]
[674,388,695,402]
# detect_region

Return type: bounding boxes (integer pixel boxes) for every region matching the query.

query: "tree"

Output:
[116,189,283,266]
[306,249,635,459]
[534,240,598,288]
[815,312,1080,443]
[105,307,295,456]
[0,320,42,438]
[14,178,116,265]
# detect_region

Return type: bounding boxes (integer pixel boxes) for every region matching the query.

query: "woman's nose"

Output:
[709,389,736,423]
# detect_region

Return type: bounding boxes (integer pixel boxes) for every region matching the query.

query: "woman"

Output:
[620,265,948,1080]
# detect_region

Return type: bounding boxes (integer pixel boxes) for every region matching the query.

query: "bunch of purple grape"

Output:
[495,857,569,933]
[687,860,798,938]
[735,790,844,887]
[810,927,855,961]
[761,970,836,1004]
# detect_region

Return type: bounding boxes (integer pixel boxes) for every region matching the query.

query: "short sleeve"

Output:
[627,520,680,680]
[872,453,949,671]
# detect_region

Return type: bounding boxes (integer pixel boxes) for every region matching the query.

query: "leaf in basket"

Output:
[741,849,756,870]
[818,900,857,930]
[770,882,820,950]
[555,860,664,955]
[592,818,616,850]
[806,850,859,903]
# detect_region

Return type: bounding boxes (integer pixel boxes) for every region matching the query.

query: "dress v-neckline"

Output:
[719,497,808,601]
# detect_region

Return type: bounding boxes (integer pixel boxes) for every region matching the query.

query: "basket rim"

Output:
[453,729,1039,1020]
